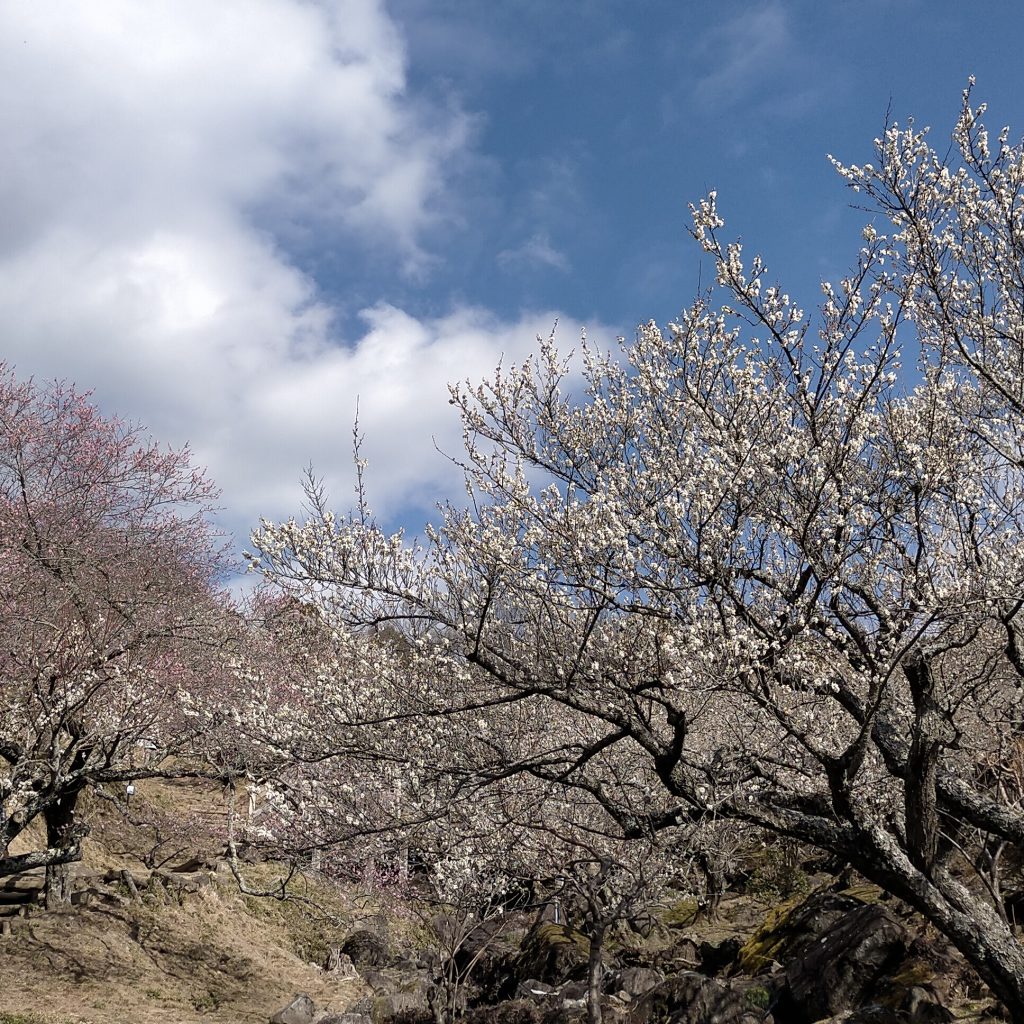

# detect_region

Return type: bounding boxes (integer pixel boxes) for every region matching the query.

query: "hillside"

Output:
[0,782,368,1024]
[0,779,1010,1024]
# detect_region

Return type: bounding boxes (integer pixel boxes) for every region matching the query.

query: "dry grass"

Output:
[0,883,366,1023]
[0,780,371,1024]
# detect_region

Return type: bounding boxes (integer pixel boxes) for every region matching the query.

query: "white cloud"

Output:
[0,0,467,264]
[232,303,587,525]
[497,232,570,272]
[0,0,592,550]
[693,3,791,111]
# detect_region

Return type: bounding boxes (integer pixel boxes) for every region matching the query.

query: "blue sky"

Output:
[2,0,1023,560]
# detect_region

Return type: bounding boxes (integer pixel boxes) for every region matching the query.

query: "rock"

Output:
[172,871,214,894]
[738,890,868,975]
[341,929,391,968]
[448,915,522,1005]
[777,904,952,1023]
[782,902,906,1018]
[372,1013,431,1024]
[360,969,389,993]
[515,922,590,986]
[517,978,555,1003]
[469,945,522,1004]
[391,955,424,972]
[698,937,741,975]
[902,985,955,1022]
[358,969,431,1018]
[558,981,588,1002]
[627,973,775,1024]
[610,967,664,1000]
[736,889,955,1023]
[659,935,700,971]
[314,1015,371,1024]
[388,977,431,1015]
[270,993,316,1024]
[324,947,359,978]
[168,855,217,873]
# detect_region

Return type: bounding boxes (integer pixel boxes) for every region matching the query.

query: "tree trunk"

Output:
[696,850,725,920]
[904,658,944,875]
[45,861,72,910]
[856,824,1024,1020]
[0,799,8,858]
[43,790,82,910]
[398,840,409,885]
[586,923,605,1024]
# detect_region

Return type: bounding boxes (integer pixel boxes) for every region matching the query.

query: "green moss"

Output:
[736,895,804,974]
[530,922,590,955]
[744,985,772,1010]
[661,898,699,928]
[837,883,883,904]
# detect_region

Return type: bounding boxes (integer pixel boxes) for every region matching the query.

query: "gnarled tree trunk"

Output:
[43,788,83,910]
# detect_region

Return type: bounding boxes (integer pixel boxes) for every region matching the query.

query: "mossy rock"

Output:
[515,922,590,985]
[627,973,775,1024]
[737,889,867,975]
[838,882,884,904]
[342,927,392,967]
[529,922,590,954]
[744,984,772,1011]
[660,898,699,928]
[736,894,804,974]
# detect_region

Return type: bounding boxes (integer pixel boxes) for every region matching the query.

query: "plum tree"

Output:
[251,89,1024,1015]
[0,368,236,906]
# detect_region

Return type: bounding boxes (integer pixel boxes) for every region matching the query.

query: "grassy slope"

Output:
[0,782,367,1024]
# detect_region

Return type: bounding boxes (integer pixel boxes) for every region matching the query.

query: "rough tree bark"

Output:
[586,920,606,1024]
[43,788,83,909]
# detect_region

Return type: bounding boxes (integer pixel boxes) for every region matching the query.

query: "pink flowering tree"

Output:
[0,368,238,907]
